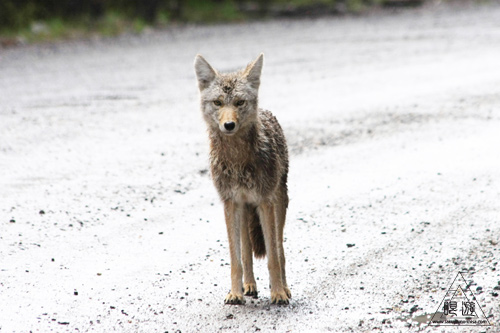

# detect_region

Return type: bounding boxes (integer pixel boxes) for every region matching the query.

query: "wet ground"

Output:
[1,1,500,331]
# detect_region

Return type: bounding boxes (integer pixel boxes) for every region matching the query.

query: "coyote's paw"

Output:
[224,292,245,305]
[271,289,290,305]
[284,286,292,299]
[243,283,258,298]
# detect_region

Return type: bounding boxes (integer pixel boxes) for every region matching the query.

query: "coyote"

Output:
[194,54,291,305]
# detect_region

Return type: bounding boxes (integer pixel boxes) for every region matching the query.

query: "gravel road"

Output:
[1,2,500,332]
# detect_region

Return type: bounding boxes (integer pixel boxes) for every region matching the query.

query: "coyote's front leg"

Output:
[259,202,289,305]
[223,200,245,304]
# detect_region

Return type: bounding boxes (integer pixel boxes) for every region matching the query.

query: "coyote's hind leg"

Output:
[241,204,258,297]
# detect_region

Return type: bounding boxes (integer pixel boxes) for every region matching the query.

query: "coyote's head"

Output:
[194,54,263,136]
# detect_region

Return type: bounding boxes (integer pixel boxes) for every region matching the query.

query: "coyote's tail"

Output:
[248,205,266,258]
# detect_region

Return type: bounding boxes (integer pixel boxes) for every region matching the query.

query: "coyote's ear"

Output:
[244,53,264,90]
[194,55,217,91]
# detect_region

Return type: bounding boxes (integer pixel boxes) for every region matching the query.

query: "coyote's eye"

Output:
[236,100,245,106]
[213,100,222,106]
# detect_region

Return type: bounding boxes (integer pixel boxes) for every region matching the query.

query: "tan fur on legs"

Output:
[224,200,245,305]
[241,204,258,297]
[259,202,289,305]
[275,187,291,298]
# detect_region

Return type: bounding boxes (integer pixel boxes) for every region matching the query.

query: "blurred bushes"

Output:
[1,0,171,30]
[0,0,381,31]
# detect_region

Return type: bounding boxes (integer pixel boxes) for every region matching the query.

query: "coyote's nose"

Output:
[224,122,236,131]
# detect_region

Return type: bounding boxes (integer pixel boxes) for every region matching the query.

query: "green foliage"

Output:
[346,0,365,12]
[275,0,336,6]
[0,1,37,29]
[182,0,244,23]
[96,12,127,36]
[0,0,383,43]
[156,11,171,25]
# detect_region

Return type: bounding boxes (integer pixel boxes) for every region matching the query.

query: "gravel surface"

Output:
[1,2,500,332]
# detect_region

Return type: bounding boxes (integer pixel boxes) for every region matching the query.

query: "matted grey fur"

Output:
[194,54,291,305]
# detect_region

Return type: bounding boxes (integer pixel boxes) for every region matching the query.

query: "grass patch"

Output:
[0,0,388,45]
[0,1,243,44]
[183,0,245,23]
[346,0,366,12]
[0,12,149,44]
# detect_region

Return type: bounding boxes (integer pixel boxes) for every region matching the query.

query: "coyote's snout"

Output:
[218,106,239,135]
[194,53,291,305]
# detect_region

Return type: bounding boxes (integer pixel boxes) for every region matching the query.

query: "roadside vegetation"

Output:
[0,0,409,45]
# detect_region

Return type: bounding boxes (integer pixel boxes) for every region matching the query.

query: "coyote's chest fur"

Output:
[209,110,286,205]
